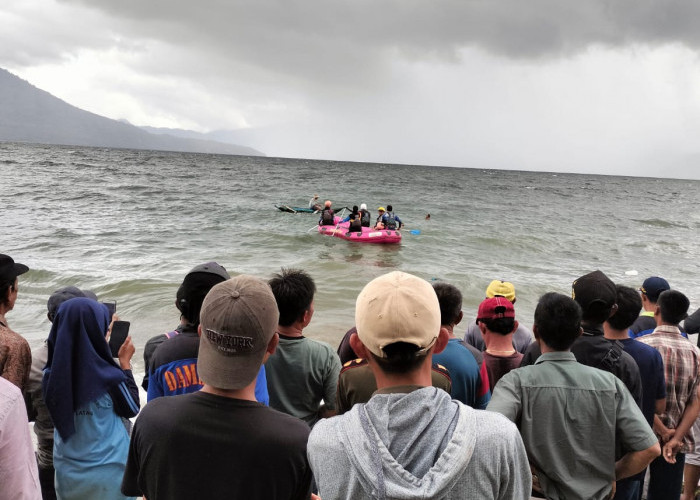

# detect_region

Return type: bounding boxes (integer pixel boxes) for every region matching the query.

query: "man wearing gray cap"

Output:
[0,253,31,390]
[308,271,530,499]
[122,276,312,500]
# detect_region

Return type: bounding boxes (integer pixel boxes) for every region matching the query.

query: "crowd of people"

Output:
[2,250,700,499]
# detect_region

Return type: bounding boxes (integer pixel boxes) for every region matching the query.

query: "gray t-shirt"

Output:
[264,335,341,427]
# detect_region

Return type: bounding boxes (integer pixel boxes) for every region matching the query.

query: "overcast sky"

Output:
[3,1,700,179]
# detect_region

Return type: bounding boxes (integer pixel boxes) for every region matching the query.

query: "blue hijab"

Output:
[43,297,127,440]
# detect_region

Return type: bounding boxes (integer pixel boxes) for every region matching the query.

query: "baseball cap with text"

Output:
[197,276,279,390]
[355,271,441,358]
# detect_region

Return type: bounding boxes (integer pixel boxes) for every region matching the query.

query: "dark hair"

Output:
[534,292,582,351]
[657,290,690,326]
[607,285,642,330]
[369,342,426,374]
[433,282,462,326]
[269,268,316,327]
[480,317,516,335]
[176,272,228,326]
[386,205,393,212]
[0,279,16,307]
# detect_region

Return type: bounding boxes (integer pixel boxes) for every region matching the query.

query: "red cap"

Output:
[477,296,515,321]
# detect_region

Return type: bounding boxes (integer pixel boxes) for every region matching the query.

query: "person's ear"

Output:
[267,332,279,355]
[433,327,450,355]
[349,332,369,360]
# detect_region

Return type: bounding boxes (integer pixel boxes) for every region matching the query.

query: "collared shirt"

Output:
[488,351,657,500]
[638,324,700,452]
[0,313,31,390]
[0,377,41,499]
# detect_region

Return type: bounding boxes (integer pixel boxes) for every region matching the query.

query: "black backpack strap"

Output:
[597,340,623,371]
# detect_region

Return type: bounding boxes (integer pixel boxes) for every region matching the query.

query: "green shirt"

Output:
[264,336,341,427]
[487,351,657,500]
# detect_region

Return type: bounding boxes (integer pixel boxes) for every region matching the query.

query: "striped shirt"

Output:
[638,325,700,452]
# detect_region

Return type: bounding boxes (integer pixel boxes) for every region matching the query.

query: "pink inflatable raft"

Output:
[318,217,402,244]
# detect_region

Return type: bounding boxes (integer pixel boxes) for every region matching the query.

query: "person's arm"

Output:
[485,371,522,422]
[319,350,342,420]
[615,442,661,480]
[662,386,700,463]
[655,398,666,415]
[109,336,140,418]
[109,370,141,418]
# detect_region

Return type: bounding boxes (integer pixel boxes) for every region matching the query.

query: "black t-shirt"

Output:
[122,391,312,500]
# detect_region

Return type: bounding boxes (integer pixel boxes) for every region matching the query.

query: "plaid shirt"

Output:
[639,325,700,452]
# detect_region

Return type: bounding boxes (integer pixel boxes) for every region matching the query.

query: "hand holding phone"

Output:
[109,320,130,358]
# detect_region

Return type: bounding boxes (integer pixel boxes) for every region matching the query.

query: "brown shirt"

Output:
[484,350,523,392]
[335,358,452,414]
[0,313,32,391]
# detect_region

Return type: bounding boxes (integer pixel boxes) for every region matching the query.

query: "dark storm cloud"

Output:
[58,1,700,69]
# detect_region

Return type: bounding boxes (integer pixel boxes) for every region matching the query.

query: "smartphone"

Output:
[102,300,117,318]
[109,320,130,358]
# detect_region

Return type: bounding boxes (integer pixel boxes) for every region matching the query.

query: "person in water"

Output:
[309,194,322,211]
[342,206,362,232]
[359,204,371,227]
[319,200,335,226]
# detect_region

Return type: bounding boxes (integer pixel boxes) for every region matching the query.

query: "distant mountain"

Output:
[0,68,264,156]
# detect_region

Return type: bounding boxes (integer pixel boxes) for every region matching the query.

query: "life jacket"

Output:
[360,210,371,227]
[385,212,397,230]
[321,208,335,225]
[349,215,362,232]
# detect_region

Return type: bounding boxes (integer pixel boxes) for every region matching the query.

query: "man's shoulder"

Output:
[0,324,29,348]
[151,333,200,366]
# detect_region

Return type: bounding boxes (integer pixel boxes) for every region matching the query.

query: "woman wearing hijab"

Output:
[43,298,139,500]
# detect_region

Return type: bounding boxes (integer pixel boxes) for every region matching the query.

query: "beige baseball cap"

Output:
[197,275,279,390]
[355,271,441,358]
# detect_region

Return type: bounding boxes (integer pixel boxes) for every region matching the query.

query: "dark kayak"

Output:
[276,204,318,213]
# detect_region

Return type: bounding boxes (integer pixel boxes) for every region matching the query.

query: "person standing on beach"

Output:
[603,285,666,500]
[629,276,671,338]
[266,268,341,427]
[0,253,31,391]
[464,280,533,354]
[488,292,660,500]
[308,271,531,499]
[122,276,312,499]
[143,261,269,403]
[25,286,98,500]
[638,290,700,500]
[1,376,41,499]
[432,282,491,409]
[520,270,643,406]
[477,296,523,391]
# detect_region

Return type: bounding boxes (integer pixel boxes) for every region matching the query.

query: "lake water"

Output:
[2,141,699,379]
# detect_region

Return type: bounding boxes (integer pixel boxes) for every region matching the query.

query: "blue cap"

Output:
[640,276,670,302]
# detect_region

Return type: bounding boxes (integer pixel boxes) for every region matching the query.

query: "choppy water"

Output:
[2,141,699,378]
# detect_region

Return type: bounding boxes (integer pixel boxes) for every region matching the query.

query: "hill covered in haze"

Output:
[0,68,263,156]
